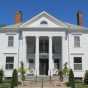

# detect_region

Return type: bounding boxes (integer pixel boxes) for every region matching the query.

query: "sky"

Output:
[0,0,88,27]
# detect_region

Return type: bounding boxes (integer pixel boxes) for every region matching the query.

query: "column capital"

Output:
[36,36,39,38]
[49,36,53,38]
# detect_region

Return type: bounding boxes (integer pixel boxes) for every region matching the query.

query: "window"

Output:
[8,36,14,47]
[39,39,49,53]
[74,57,82,70]
[54,59,59,69]
[29,59,34,63]
[5,56,14,70]
[74,36,80,47]
[40,21,48,25]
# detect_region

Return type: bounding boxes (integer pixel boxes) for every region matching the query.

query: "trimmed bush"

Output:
[11,69,18,88]
[58,70,63,81]
[63,63,69,76]
[20,61,25,81]
[84,70,88,84]
[68,69,75,88]
[0,69,4,83]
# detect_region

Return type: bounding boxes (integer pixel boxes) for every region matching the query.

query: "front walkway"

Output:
[18,76,68,88]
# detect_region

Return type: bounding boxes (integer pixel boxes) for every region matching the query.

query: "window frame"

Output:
[74,36,80,48]
[40,21,48,25]
[5,56,14,70]
[74,57,82,71]
[8,36,14,47]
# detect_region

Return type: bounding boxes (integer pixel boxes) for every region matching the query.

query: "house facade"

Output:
[0,11,88,78]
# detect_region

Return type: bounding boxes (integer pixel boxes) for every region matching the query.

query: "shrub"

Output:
[84,70,88,84]
[20,61,25,81]
[63,62,69,76]
[11,69,18,88]
[58,70,63,81]
[0,69,4,83]
[68,69,75,88]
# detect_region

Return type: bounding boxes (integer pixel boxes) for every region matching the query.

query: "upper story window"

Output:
[40,21,48,25]
[74,36,80,48]
[8,36,14,47]
[74,57,82,70]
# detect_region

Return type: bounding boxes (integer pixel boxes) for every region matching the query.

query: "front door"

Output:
[39,59,48,75]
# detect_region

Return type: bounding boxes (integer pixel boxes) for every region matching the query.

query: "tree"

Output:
[0,69,4,83]
[84,70,88,84]
[68,69,75,88]
[11,69,18,88]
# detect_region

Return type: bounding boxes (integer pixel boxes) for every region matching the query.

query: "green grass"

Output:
[66,79,88,88]
[0,80,21,88]
[0,80,11,88]
[0,83,10,88]
[75,82,88,88]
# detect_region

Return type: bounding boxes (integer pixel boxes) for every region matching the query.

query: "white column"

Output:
[49,36,54,76]
[18,38,23,68]
[62,36,68,69]
[35,36,39,76]
[22,36,27,69]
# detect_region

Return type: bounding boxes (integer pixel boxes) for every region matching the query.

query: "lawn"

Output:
[75,79,88,88]
[0,83,10,88]
[0,80,10,88]
[0,80,21,88]
[66,79,88,88]
[75,82,88,88]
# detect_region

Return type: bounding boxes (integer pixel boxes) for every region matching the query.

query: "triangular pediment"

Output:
[20,11,67,28]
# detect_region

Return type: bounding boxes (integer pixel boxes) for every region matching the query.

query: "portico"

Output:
[25,33,62,76]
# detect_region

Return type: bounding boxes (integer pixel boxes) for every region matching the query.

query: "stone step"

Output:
[25,76,59,81]
[19,80,69,88]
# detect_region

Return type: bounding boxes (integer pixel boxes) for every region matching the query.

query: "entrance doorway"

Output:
[39,59,49,75]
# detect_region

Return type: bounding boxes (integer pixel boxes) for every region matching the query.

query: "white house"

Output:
[0,11,88,78]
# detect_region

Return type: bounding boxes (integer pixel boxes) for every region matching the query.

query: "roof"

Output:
[0,11,88,31]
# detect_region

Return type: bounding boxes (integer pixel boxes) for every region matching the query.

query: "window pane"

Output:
[74,64,82,70]
[29,59,34,63]
[8,36,14,47]
[54,59,59,69]
[74,57,82,70]
[6,57,14,63]
[74,57,82,63]
[9,64,13,69]
[6,56,14,70]
[5,64,9,69]
[74,36,80,47]
[6,64,13,69]
[40,21,48,25]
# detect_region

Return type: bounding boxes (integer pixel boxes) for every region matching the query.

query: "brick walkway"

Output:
[18,80,68,88]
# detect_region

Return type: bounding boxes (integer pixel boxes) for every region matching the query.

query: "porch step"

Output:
[25,75,59,81]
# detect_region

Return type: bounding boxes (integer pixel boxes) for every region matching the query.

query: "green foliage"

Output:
[63,63,69,76]
[0,69,4,83]
[69,69,75,88]
[11,69,18,88]
[20,61,25,81]
[84,70,88,84]
[58,70,63,81]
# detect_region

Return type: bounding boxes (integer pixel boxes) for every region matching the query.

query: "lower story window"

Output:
[5,56,14,70]
[74,57,82,70]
